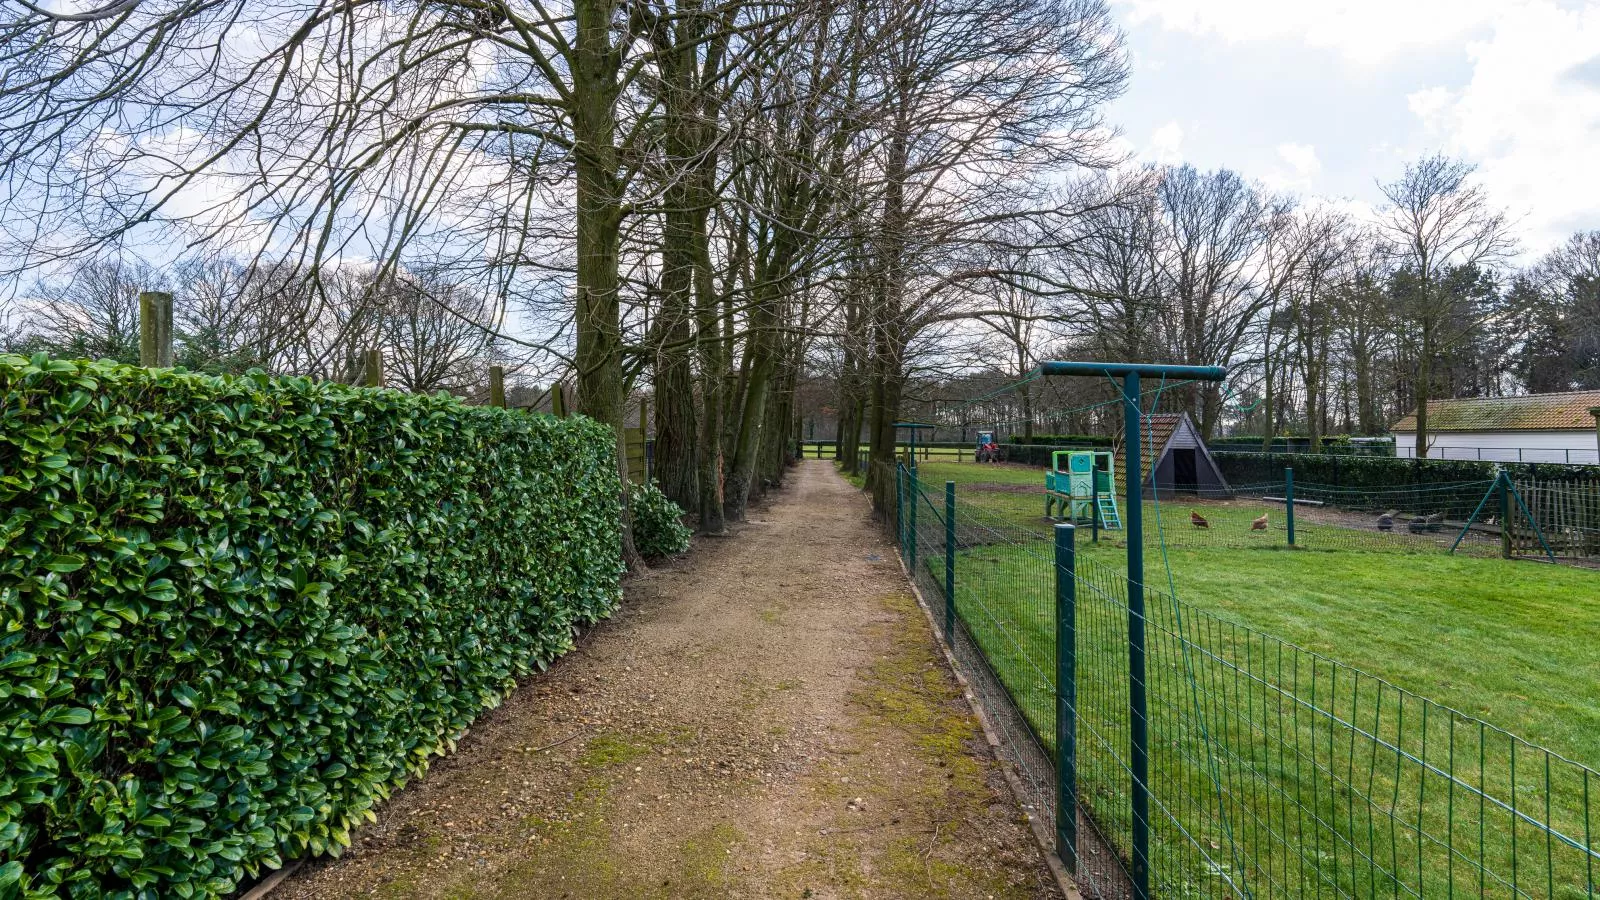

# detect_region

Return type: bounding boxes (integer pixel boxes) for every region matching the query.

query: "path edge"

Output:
[843,468,1081,900]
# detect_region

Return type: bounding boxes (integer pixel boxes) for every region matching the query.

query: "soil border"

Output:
[852,486,1082,900]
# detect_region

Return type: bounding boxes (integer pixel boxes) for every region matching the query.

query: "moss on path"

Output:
[278,461,1061,900]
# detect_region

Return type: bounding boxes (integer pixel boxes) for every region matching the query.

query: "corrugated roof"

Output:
[1391,390,1600,433]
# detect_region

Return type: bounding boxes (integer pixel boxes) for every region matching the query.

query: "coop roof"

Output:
[1391,390,1600,433]
[1111,413,1178,472]
[1113,413,1216,469]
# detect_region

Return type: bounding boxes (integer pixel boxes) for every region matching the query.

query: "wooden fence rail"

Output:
[1512,477,1600,558]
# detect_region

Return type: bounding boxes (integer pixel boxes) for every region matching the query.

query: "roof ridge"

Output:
[1426,389,1600,404]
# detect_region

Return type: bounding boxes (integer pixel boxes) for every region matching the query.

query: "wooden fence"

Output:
[1512,477,1600,558]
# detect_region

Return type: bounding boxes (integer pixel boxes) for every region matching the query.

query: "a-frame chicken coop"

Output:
[1115,411,1231,498]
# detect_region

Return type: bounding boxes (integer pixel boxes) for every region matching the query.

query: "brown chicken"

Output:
[1251,513,1269,531]
[1190,510,1210,529]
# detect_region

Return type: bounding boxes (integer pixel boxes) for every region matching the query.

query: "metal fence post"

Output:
[896,465,905,557]
[1122,370,1151,900]
[1285,467,1296,547]
[945,481,957,641]
[1054,522,1078,873]
[1500,470,1513,559]
[1091,471,1100,543]
[909,467,919,573]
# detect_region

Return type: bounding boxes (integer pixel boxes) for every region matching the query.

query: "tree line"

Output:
[2,0,1594,553]
[831,159,1598,460]
[0,0,1131,546]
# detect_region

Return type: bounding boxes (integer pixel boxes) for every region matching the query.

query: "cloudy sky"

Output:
[1105,0,1600,256]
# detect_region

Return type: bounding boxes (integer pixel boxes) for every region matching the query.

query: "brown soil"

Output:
[277,460,1062,900]
[963,482,1041,495]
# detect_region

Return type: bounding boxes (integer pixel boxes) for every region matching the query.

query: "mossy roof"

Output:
[1391,390,1600,433]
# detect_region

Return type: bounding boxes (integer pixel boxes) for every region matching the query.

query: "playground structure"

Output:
[1043,449,1121,529]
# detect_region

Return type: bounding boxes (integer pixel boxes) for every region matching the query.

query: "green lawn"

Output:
[908,459,1504,557]
[890,460,1600,897]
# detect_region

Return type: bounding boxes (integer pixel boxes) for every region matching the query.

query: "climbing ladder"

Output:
[1096,496,1122,530]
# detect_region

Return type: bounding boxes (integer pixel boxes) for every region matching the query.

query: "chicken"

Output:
[1407,515,1428,534]
[1376,511,1395,532]
[1424,511,1445,533]
[1190,510,1210,529]
[1251,513,1269,531]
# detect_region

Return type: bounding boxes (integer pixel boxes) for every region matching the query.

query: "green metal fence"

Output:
[892,462,1600,899]
[918,464,1566,559]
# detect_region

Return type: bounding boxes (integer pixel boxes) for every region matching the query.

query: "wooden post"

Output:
[550,383,567,417]
[138,291,173,367]
[363,349,384,387]
[489,365,507,407]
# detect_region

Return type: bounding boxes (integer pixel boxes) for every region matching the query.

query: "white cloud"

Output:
[1147,121,1185,164]
[1112,0,1600,254]
[1277,143,1321,178]
[1110,0,1502,65]
[1403,1,1600,251]
[1257,142,1324,193]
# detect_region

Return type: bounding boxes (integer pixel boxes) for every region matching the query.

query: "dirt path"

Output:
[279,460,1062,900]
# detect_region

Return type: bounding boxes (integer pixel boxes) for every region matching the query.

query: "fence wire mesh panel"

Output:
[884,463,1600,900]
[917,468,1537,558]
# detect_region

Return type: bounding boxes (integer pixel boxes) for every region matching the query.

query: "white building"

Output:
[1390,390,1600,465]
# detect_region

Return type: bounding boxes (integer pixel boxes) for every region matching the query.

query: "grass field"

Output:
[903,459,1600,763]
[886,459,1600,897]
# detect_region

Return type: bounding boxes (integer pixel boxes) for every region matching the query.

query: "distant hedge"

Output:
[1213,450,1600,487]
[0,355,624,898]
[1004,434,1114,447]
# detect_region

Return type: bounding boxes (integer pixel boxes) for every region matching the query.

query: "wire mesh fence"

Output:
[905,459,1586,559]
[889,462,1600,900]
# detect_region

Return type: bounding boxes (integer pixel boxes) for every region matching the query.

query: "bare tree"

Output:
[375,273,500,393]
[1519,230,1600,391]
[9,259,157,362]
[1150,165,1278,437]
[1059,168,1165,364]
[1283,207,1357,447]
[1378,155,1515,456]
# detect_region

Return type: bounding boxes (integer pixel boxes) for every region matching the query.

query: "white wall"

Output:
[1391,430,1600,464]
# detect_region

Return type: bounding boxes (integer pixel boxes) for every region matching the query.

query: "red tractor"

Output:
[974,430,1002,463]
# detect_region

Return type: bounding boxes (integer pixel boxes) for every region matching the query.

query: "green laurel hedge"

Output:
[627,482,691,558]
[0,355,624,898]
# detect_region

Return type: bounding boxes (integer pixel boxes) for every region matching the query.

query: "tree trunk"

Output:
[572,0,636,563]
[726,294,777,520]
[694,207,727,535]
[1415,321,1433,458]
[1353,328,1376,434]
[654,203,700,507]
[1020,383,1034,441]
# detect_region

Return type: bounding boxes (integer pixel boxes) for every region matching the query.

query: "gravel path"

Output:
[278,459,1062,899]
